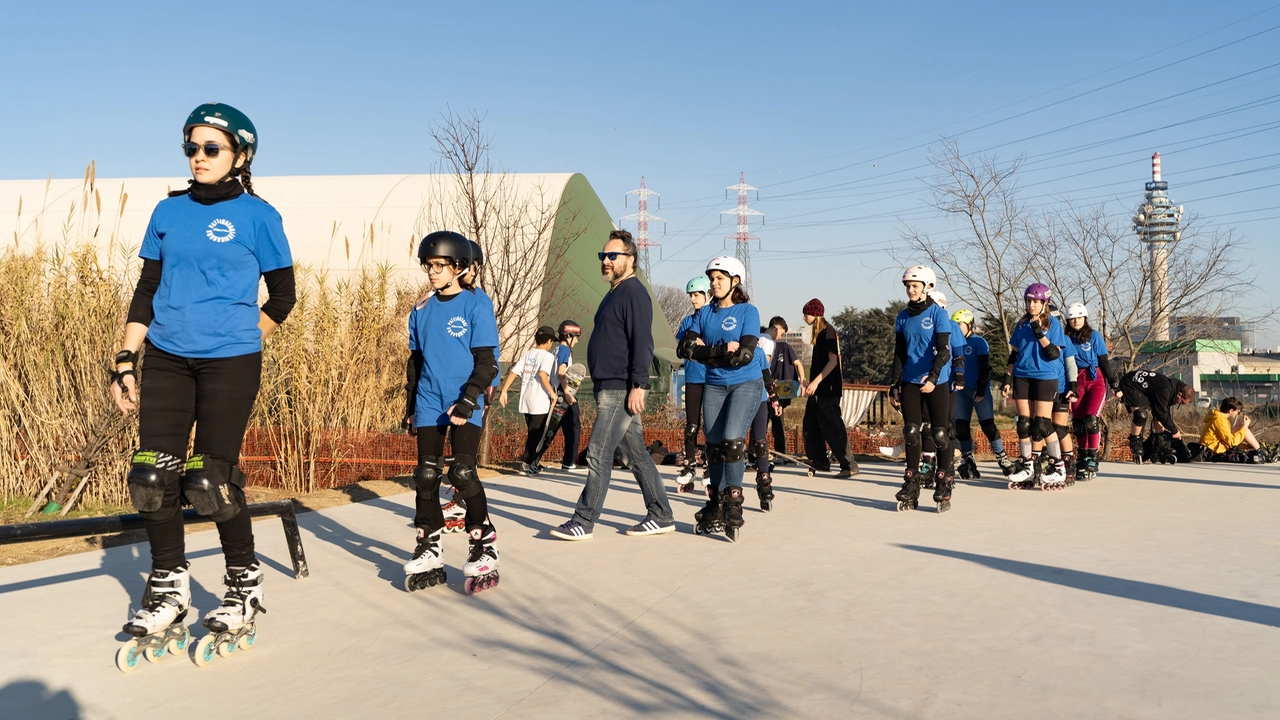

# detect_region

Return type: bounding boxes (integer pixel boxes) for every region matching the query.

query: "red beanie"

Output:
[803,298,825,317]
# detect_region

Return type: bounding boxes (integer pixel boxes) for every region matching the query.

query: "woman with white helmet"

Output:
[676,256,767,541]
[913,290,967,488]
[674,276,712,493]
[890,266,962,512]
[1001,283,1070,489]
[948,308,1016,479]
[1064,302,1119,480]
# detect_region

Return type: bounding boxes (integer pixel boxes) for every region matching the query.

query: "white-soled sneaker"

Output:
[625,519,676,536]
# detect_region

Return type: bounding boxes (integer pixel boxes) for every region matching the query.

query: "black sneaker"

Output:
[625,519,676,536]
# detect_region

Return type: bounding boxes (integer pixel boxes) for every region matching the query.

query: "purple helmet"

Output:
[1024,283,1052,301]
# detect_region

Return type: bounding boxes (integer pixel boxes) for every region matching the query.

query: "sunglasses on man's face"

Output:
[598,251,633,262]
[182,142,234,158]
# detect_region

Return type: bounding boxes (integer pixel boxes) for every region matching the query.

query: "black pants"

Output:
[770,399,791,454]
[749,400,770,472]
[684,382,705,463]
[137,344,261,571]
[523,412,549,464]
[803,393,851,471]
[539,400,580,466]
[415,423,488,531]
[900,383,952,473]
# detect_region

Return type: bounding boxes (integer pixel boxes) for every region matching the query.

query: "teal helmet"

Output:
[184,103,258,164]
[686,276,711,294]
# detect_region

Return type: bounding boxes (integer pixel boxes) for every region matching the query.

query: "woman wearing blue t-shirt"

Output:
[676,256,765,541]
[674,276,711,493]
[402,232,501,594]
[109,103,296,665]
[890,266,961,512]
[1064,303,1119,481]
[1001,283,1069,489]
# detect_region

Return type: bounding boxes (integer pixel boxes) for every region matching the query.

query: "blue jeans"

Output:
[702,379,765,490]
[571,389,673,529]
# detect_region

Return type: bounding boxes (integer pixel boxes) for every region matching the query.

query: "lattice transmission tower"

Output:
[721,172,763,295]
[622,176,665,279]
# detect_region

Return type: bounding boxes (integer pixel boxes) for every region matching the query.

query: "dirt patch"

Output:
[0,468,505,568]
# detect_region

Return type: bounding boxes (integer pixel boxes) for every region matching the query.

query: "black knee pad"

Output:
[978,418,999,441]
[448,457,483,500]
[1132,408,1150,426]
[722,438,747,463]
[1084,415,1101,434]
[903,423,922,447]
[1016,415,1032,439]
[1031,417,1054,442]
[1054,424,1071,441]
[930,424,949,451]
[414,456,443,504]
[953,420,972,443]
[706,443,725,465]
[127,450,183,514]
[181,455,246,523]
[751,439,769,461]
[1072,418,1088,437]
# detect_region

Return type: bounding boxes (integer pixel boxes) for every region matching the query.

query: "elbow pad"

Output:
[1042,343,1061,361]
[677,332,701,360]
[727,346,755,368]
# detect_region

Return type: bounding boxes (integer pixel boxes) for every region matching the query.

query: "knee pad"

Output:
[1031,417,1054,442]
[751,438,769,461]
[448,457,483,500]
[1072,417,1088,437]
[1015,415,1032,439]
[414,456,443,503]
[722,438,747,463]
[1084,416,1101,434]
[1132,407,1150,426]
[930,424,949,450]
[1054,423,1071,441]
[127,450,183,515]
[706,443,724,465]
[181,455,245,523]
[978,418,999,441]
[903,423,922,447]
[953,420,972,443]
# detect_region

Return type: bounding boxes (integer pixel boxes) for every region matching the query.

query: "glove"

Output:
[451,395,479,420]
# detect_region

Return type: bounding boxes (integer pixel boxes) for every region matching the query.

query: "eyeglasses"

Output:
[422,260,453,274]
[598,251,634,262]
[182,142,234,158]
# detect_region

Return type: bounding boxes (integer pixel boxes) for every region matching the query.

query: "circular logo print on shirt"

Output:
[206,218,236,243]
[921,317,934,330]
[721,316,738,332]
[964,345,973,355]
[1081,342,1092,352]
[447,316,469,337]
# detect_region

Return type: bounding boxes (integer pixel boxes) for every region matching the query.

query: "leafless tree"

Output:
[653,284,690,335]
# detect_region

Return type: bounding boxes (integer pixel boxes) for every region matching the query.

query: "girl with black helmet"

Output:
[1064,303,1119,480]
[674,276,711,493]
[111,103,295,670]
[402,231,502,594]
[676,256,765,541]
[1001,283,1069,490]
[545,319,584,472]
[890,266,961,512]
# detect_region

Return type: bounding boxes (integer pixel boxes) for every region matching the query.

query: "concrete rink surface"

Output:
[1,459,1278,719]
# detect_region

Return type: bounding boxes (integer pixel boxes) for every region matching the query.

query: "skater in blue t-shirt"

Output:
[890,266,962,512]
[675,276,711,493]
[109,104,295,670]
[402,232,502,595]
[677,256,766,541]
[1049,305,1080,485]
[1001,283,1069,489]
[947,309,1015,479]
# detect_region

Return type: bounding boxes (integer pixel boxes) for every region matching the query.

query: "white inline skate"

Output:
[404,528,447,592]
[463,524,499,595]
[117,564,192,673]
[441,499,466,533]
[194,562,265,667]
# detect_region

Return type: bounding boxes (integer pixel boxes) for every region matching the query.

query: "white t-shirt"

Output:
[757,334,776,366]
[514,348,558,414]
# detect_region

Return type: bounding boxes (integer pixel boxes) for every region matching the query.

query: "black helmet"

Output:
[417,231,473,269]
[468,240,485,268]
[558,320,581,340]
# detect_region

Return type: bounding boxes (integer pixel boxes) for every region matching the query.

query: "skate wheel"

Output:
[238,624,257,651]
[937,501,950,513]
[761,499,772,512]
[404,574,419,593]
[217,635,237,658]
[193,635,218,667]
[806,469,815,477]
[167,628,190,655]
[464,577,476,594]
[143,644,165,663]
[115,640,143,673]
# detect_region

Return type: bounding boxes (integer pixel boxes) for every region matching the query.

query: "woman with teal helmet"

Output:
[674,276,712,493]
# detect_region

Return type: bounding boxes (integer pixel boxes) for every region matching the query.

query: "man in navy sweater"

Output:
[550,230,675,540]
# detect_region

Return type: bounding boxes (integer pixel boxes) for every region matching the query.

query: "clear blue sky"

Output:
[3,1,1278,344]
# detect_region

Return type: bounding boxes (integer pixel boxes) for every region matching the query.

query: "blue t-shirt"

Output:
[894,303,953,386]
[1069,329,1109,380]
[947,318,966,383]
[408,290,500,428]
[676,314,707,384]
[958,334,990,395]
[554,342,572,369]
[1009,315,1067,381]
[688,302,761,386]
[1057,337,1078,393]
[140,193,292,358]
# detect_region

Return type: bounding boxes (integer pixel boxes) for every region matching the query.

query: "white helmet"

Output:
[902,265,937,289]
[706,255,747,281]
[930,290,947,307]
[1066,302,1089,320]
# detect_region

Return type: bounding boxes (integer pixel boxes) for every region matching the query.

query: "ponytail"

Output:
[810,316,829,345]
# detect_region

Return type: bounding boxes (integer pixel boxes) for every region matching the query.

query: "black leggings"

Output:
[749,400,769,473]
[522,412,548,464]
[137,343,261,571]
[684,382,705,463]
[803,393,851,470]
[770,399,790,453]
[900,383,952,474]
[415,423,488,531]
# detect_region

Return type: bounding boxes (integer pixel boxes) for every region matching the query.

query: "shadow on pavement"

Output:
[0,679,82,720]
[898,544,1280,628]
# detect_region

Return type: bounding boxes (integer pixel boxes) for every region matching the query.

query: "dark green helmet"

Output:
[417,231,473,269]
[184,103,258,163]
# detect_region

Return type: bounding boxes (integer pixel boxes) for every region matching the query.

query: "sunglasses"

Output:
[598,251,634,262]
[182,142,234,158]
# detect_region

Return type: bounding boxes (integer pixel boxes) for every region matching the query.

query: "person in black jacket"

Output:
[801,299,858,478]
[1117,369,1196,464]
[550,231,675,541]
